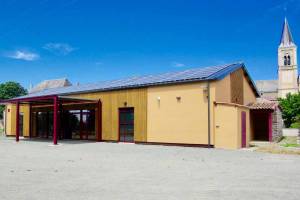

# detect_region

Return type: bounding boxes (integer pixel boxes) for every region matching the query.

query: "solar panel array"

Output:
[13,63,241,100]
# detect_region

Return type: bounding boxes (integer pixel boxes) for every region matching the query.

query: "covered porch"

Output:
[248,99,277,142]
[1,95,102,145]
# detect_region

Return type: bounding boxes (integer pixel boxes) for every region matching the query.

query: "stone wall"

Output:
[0,120,3,129]
[272,108,283,142]
[0,119,4,136]
[282,128,299,137]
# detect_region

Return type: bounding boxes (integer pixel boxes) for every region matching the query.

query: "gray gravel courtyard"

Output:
[0,137,300,200]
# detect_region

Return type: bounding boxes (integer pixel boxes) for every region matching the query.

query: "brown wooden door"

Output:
[241,111,247,148]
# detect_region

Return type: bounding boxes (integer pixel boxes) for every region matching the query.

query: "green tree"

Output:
[278,93,300,128]
[0,82,27,119]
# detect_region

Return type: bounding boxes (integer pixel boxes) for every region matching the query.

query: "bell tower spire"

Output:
[278,18,298,98]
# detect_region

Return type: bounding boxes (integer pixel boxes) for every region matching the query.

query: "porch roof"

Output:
[248,98,277,110]
[0,95,99,105]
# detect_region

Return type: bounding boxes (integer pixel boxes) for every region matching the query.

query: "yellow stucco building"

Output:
[1,63,263,149]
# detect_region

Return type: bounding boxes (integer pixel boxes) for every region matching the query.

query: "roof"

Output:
[29,78,72,94]
[0,95,98,105]
[5,63,260,101]
[279,18,296,48]
[248,98,278,110]
[255,80,278,93]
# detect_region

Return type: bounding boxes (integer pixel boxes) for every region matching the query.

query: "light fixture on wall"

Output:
[202,85,208,97]
[176,96,181,102]
[157,96,161,107]
[124,102,127,107]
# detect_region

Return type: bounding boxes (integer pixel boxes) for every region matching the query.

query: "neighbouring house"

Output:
[0,62,275,150]
[29,78,72,94]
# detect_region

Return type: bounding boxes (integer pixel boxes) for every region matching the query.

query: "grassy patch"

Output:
[256,146,300,155]
[279,136,300,148]
[254,137,300,155]
[281,143,300,148]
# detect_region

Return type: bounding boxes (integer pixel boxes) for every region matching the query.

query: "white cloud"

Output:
[95,62,103,65]
[268,0,300,13]
[6,50,39,61]
[43,43,76,55]
[172,62,186,68]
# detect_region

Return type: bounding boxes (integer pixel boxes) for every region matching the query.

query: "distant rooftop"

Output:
[29,78,72,94]
[255,80,278,93]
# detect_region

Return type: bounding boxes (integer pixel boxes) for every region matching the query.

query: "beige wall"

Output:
[214,104,238,149]
[243,76,257,105]
[5,104,30,137]
[147,82,215,145]
[70,88,147,142]
[215,69,257,106]
[215,75,231,102]
[214,103,250,149]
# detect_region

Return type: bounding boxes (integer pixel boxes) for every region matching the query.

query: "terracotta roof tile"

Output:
[248,98,278,110]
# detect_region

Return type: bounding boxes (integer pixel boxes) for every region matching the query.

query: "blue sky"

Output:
[0,0,299,89]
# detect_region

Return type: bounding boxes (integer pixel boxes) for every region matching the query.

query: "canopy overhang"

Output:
[0,95,102,145]
[0,95,98,105]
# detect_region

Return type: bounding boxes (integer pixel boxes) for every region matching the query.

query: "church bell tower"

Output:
[278,18,298,98]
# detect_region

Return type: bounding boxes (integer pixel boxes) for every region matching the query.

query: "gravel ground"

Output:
[0,137,300,200]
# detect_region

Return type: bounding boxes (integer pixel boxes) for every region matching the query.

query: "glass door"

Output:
[19,113,24,137]
[119,108,134,142]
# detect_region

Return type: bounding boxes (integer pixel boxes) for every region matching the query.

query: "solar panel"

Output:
[11,63,253,100]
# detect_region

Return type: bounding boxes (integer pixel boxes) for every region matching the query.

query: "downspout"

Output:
[207,81,211,147]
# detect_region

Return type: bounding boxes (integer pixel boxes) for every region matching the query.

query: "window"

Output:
[284,56,287,66]
[287,55,291,65]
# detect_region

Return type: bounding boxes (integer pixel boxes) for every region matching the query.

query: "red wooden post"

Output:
[97,100,102,142]
[268,112,273,142]
[85,111,88,140]
[53,96,58,145]
[46,111,49,138]
[29,104,32,138]
[80,110,83,140]
[59,104,63,139]
[16,101,20,142]
[36,112,39,137]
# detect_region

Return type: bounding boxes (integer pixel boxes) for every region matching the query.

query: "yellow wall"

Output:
[214,104,238,149]
[147,82,214,145]
[69,88,147,142]
[5,104,30,137]
[214,103,250,149]
[215,69,257,106]
[243,76,257,105]
[215,75,231,102]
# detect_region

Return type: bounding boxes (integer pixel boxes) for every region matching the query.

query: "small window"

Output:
[287,55,291,65]
[284,56,287,66]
